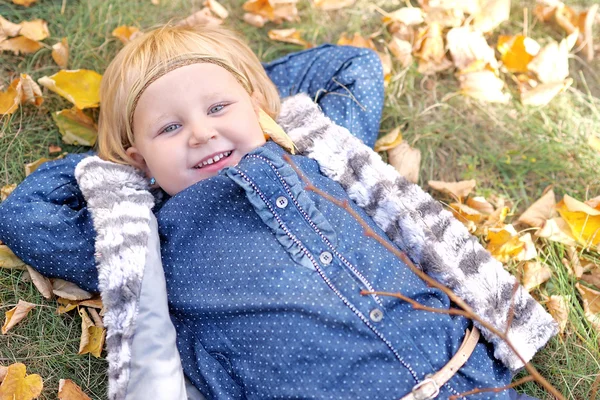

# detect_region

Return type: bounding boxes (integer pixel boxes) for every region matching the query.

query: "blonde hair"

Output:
[97,24,281,165]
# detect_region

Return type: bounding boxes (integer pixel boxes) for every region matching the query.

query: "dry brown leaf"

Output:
[17,74,43,107]
[0,363,43,400]
[497,35,540,73]
[586,196,600,210]
[458,69,510,103]
[518,188,556,227]
[0,36,42,55]
[19,19,49,41]
[521,79,572,106]
[337,32,376,51]
[111,26,141,45]
[38,69,102,109]
[313,0,354,11]
[2,300,35,334]
[243,0,298,23]
[12,0,38,6]
[517,233,538,261]
[48,145,62,154]
[473,0,511,33]
[52,108,98,146]
[243,13,267,27]
[419,0,479,14]
[87,308,103,328]
[204,0,229,19]
[52,38,69,69]
[0,15,22,38]
[414,22,453,74]
[556,194,600,249]
[267,29,310,47]
[576,283,600,332]
[521,261,552,291]
[449,203,484,232]
[581,268,600,289]
[545,294,570,333]
[388,37,413,68]
[179,8,223,27]
[52,279,93,301]
[57,379,91,400]
[0,184,17,202]
[24,157,51,177]
[0,245,26,269]
[466,196,494,215]
[536,216,577,247]
[56,297,103,314]
[78,308,105,358]
[424,7,465,28]
[446,27,498,72]
[527,32,576,84]
[374,127,403,152]
[552,3,598,61]
[388,142,421,184]
[25,266,53,299]
[482,206,510,232]
[0,366,6,383]
[428,179,476,202]
[382,7,425,26]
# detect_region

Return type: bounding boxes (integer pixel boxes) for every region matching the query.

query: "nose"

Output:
[188,122,217,147]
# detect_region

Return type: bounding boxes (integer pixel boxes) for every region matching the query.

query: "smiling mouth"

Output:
[193,150,233,169]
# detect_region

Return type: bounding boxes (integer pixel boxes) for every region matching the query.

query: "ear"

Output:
[126,146,150,176]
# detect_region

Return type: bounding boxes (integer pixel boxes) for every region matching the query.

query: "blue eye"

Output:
[209,103,226,114]
[160,124,180,134]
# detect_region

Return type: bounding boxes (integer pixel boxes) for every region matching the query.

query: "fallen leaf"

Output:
[267,29,310,47]
[87,308,103,328]
[0,36,42,55]
[446,27,498,72]
[179,8,223,27]
[486,224,525,263]
[466,196,494,215]
[259,108,296,154]
[58,379,91,400]
[56,297,103,314]
[586,196,600,210]
[243,13,267,27]
[449,203,484,232]
[428,179,476,202]
[553,3,598,61]
[52,279,93,301]
[414,22,453,74]
[556,194,600,249]
[374,127,403,152]
[0,15,22,38]
[518,188,556,227]
[0,366,6,383]
[458,69,510,103]
[204,0,229,19]
[521,261,552,291]
[482,205,510,231]
[0,80,20,115]
[418,0,480,15]
[0,363,43,400]
[0,184,17,202]
[52,38,69,69]
[20,271,31,283]
[78,309,105,358]
[536,217,578,247]
[388,142,421,184]
[424,7,465,28]
[473,0,511,33]
[243,0,298,23]
[2,300,35,334]
[497,35,540,73]
[17,74,43,107]
[0,245,26,269]
[581,268,600,289]
[19,19,49,41]
[48,145,62,154]
[12,0,38,6]
[25,266,53,300]
[337,32,376,51]
[24,157,51,177]
[313,0,354,10]
[545,294,570,333]
[38,69,102,109]
[576,283,600,332]
[388,37,413,68]
[382,7,425,26]
[111,26,141,44]
[517,233,538,261]
[521,79,572,106]
[527,32,576,84]
[52,108,98,146]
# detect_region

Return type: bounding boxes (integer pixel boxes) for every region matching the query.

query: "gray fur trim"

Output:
[278,93,559,371]
[75,157,155,400]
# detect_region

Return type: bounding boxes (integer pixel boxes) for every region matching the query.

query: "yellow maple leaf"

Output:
[374,127,403,152]
[0,80,21,115]
[111,26,142,45]
[2,300,35,334]
[0,245,26,269]
[52,108,98,146]
[0,363,43,400]
[24,157,52,177]
[0,184,17,202]
[0,36,42,55]
[486,224,525,263]
[18,19,49,41]
[337,32,376,51]
[78,309,105,358]
[38,70,102,109]
[556,194,600,249]
[497,35,540,73]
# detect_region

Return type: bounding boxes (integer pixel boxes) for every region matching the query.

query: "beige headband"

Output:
[125,53,254,139]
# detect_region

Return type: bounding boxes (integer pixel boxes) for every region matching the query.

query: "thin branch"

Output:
[505,281,520,336]
[283,154,565,400]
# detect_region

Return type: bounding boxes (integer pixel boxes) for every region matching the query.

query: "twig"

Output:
[505,281,519,336]
[283,154,565,400]
[449,375,535,400]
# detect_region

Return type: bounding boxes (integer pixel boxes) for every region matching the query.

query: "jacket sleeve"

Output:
[0,153,99,292]
[278,94,558,372]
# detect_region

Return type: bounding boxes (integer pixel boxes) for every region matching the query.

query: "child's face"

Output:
[127,63,266,195]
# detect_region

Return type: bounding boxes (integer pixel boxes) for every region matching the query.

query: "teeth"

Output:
[195,151,232,169]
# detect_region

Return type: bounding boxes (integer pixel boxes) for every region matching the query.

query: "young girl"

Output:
[0,24,556,400]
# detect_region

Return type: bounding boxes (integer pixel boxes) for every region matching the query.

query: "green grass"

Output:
[1,0,599,398]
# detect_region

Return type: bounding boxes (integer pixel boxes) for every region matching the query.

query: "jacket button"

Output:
[319,251,333,265]
[276,196,288,208]
[369,308,383,322]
